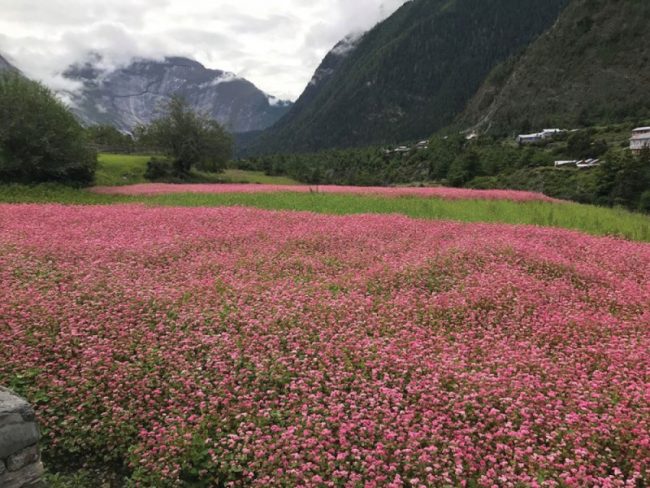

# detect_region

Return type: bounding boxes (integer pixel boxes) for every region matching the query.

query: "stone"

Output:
[0,422,40,459]
[0,413,24,429]
[0,459,5,475]
[7,445,40,472]
[0,460,44,488]
[22,481,48,488]
[0,388,35,422]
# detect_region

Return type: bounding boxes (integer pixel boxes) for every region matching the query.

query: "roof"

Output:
[632,127,650,133]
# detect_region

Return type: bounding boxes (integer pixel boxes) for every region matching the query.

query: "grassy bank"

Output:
[1,184,649,242]
[95,153,300,186]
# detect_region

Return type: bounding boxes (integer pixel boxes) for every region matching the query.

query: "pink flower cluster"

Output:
[92,183,559,202]
[0,204,648,487]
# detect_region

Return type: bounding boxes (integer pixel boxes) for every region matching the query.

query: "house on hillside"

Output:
[554,159,600,169]
[517,128,566,145]
[576,159,601,169]
[517,133,544,145]
[630,127,650,155]
[555,160,578,167]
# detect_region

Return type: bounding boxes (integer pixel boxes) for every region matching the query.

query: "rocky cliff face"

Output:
[64,56,292,133]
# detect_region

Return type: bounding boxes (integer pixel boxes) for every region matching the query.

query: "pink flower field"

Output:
[91,183,560,202]
[0,204,648,486]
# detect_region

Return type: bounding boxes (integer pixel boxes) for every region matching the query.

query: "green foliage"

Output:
[86,125,135,153]
[0,72,97,185]
[142,96,233,176]
[237,124,650,213]
[566,131,609,159]
[144,157,175,181]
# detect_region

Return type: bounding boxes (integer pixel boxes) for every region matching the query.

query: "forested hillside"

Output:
[245,0,570,155]
[460,0,650,133]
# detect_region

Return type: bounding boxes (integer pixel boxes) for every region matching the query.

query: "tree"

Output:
[447,150,480,187]
[566,131,608,159]
[0,72,97,185]
[86,125,134,153]
[607,149,650,209]
[145,96,233,176]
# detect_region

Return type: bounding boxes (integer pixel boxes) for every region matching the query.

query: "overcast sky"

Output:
[0,0,408,100]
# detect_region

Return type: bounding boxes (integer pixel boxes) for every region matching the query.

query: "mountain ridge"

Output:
[64,56,293,133]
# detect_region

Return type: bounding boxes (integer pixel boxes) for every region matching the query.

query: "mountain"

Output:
[64,56,292,133]
[459,0,650,133]
[0,54,17,72]
[245,0,570,155]
[287,33,364,117]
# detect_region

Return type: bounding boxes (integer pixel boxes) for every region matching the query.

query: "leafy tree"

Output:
[145,96,233,176]
[447,150,480,187]
[0,72,96,185]
[86,125,134,153]
[566,131,608,159]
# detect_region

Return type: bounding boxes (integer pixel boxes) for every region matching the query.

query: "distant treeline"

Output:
[237,129,650,213]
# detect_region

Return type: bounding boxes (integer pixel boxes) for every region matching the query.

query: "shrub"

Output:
[0,72,97,185]
[144,157,174,181]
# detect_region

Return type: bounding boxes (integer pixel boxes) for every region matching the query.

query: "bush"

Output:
[144,157,174,181]
[0,72,97,185]
[639,191,650,213]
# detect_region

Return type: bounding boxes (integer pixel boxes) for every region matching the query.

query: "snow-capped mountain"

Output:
[64,56,293,133]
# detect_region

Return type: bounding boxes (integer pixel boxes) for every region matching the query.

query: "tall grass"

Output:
[1,185,649,242]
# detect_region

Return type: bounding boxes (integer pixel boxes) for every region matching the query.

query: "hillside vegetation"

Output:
[246,0,569,154]
[460,0,650,132]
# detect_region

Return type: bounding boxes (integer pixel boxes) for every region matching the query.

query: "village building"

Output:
[630,127,650,155]
[554,159,601,169]
[517,133,544,144]
[554,160,578,167]
[576,159,601,169]
[518,128,566,145]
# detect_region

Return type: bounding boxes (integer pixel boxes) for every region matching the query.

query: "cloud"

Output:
[0,0,408,100]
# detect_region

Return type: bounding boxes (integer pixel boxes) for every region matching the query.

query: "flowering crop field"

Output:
[92,183,560,202]
[1,204,649,487]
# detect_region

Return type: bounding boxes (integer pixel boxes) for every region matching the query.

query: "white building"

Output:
[576,159,601,169]
[554,159,600,169]
[517,128,565,145]
[555,160,578,167]
[630,127,650,155]
[517,133,544,144]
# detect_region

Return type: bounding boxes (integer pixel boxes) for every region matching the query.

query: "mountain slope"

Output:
[65,56,292,133]
[460,0,650,133]
[0,54,17,72]
[246,0,570,155]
